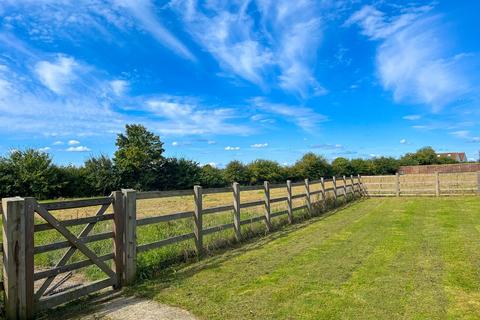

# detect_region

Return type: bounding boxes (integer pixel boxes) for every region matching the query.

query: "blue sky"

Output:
[0,1,479,167]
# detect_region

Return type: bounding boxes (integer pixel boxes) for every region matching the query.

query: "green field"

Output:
[126,197,480,319]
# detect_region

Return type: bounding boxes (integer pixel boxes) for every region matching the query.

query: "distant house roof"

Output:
[436,152,467,162]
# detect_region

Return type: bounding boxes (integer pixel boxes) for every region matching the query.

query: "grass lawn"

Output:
[129,197,480,319]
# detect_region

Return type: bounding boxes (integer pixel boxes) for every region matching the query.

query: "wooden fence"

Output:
[361,172,480,196]
[1,176,364,319]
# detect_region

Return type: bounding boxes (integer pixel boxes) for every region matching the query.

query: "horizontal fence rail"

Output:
[0,176,364,319]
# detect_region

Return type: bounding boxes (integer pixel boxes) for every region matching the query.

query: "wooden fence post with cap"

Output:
[2,197,35,320]
[232,182,241,241]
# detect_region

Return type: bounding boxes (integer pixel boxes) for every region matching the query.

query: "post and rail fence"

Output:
[2,171,478,318]
[1,176,364,319]
[361,171,480,197]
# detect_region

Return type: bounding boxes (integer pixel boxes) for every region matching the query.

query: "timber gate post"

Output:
[2,197,35,320]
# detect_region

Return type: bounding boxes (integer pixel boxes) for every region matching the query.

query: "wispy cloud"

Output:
[399,139,407,144]
[251,97,327,132]
[225,146,240,151]
[251,143,268,148]
[310,143,343,150]
[110,79,129,96]
[144,96,252,135]
[450,130,469,138]
[172,0,324,96]
[347,4,472,110]
[66,146,91,152]
[403,114,421,121]
[115,0,195,61]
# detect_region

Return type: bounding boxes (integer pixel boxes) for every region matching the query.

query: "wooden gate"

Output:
[2,192,125,319]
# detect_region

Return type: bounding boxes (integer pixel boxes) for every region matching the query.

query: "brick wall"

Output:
[398,163,480,175]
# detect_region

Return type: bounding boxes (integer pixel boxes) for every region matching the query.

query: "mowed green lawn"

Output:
[132,197,480,319]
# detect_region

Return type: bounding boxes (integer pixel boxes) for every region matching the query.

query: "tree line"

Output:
[0,124,458,200]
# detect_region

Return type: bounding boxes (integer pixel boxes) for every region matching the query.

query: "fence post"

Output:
[477,172,480,195]
[305,178,312,216]
[435,172,440,197]
[264,181,272,231]
[122,189,137,285]
[287,180,293,223]
[320,177,326,209]
[358,174,364,196]
[350,175,355,196]
[342,176,347,198]
[2,197,35,320]
[396,173,400,197]
[232,182,241,241]
[333,176,338,205]
[112,191,124,289]
[193,185,203,256]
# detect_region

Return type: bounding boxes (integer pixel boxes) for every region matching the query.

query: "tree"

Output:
[84,155,118,195]
[114,124,165,190]
[247,159,286,185]
[331,157,353,176]
[0,156,15,198]
[224,160,250,184]
[371,157,398,175]
[56,165,89,198]
[159,158,201,190]
[350,158,370,175]
[199,164,227,188]
[7,149,61,199]
[292,153,331,180]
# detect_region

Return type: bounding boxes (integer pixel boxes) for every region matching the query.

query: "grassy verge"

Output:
[117,197,480,319]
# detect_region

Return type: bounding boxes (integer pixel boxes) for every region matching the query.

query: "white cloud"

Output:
[225,146,240,151]
[38,146,50,152]
[347,5,471,110]
[68,139,80,145]
[52,140,63,145]
[66,146,91,152]
[252,97,327,132]
[399,139,407,144]
[34,55,79,94]
[207,140,216,145]
[110,79,129,96]
[171,141,179,146]
[403,114,421,121]
[251,143,268,148]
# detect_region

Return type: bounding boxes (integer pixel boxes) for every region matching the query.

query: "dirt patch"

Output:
[49,294,198,320]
